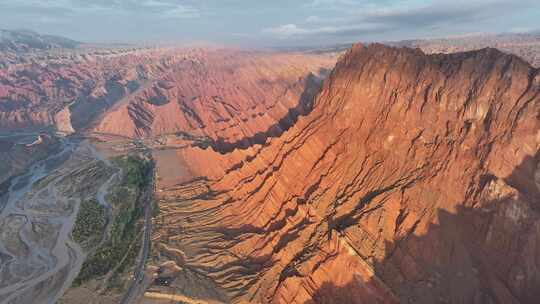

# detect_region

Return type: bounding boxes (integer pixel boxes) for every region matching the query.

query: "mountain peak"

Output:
[0,28,81,53]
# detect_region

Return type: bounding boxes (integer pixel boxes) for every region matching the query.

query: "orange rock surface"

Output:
[0,48,334,142]
[151,44,539,303]
[2,43,539,304]
[93,49,334,141]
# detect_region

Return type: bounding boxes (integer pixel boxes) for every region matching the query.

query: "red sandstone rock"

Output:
[2,43,539,304]
[152,44,539,303]
[93,49,334,141]
[0,48,335,143]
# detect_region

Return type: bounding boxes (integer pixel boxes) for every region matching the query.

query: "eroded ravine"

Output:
[148,45,539,303]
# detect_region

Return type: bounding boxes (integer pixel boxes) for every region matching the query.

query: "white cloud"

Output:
[263,24,309,38]
[141,0,170,8]
[37,16,67,24]
[263,22,388,39]
[305,15,323,23]
[265,0,540,40]
[304,15,346,25]
[161,5,200,19]
[0,0,200,19]
[309,0,358,8]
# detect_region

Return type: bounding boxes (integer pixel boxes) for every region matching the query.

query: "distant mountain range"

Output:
[0,29,81,53]
[285,32,540,67]
[0,27,539,304]
[388,32,540,67]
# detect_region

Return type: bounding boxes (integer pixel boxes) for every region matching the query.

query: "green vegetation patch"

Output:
[72,155,152,287]
[72,199,106,251]
[117,155,152,189]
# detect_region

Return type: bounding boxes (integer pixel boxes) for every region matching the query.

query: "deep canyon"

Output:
[0,31,539,304]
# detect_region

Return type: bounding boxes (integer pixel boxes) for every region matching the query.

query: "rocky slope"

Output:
[92,49,334,142]
[0,48,334,140]
[150,44,539,304]
[0,48,187,131]
[0,29,84,69]
[0,29,80,53]
[392,33,540,68]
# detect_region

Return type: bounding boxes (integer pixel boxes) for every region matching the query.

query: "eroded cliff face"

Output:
[151,44,539,303]
[0,48,334,141]
[0,134,60,185]
[0,48,182,131]
[93,49,334,142]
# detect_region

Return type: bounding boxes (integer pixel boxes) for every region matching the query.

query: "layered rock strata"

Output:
[151,44,539,304]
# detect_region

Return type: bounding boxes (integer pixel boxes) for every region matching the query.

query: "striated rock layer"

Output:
[152,44,539,304]
[392,32,540,68]
[93,49,334,142]
[0,48,183,131]
[0,47,335,142]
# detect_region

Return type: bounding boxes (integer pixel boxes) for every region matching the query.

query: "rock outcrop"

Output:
[151,44,539,303]
[0,29,80,53]
[0,48,335,141]
[1,41,538,303]
[391,32,540,68]
[0,48,174,131]
[93,49,334,141]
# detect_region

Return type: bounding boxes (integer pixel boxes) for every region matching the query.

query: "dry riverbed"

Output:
[59,154,153,304]
[0,139,116,304]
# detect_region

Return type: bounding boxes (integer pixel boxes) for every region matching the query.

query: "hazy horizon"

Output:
[0,1,539,47]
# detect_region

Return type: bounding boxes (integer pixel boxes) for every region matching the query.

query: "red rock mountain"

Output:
[151,44,539,304]
[0,48,334,140]
[1,43,538,304]
[392,33,540,68]
[92,49,333,141]
[0,48,180,131]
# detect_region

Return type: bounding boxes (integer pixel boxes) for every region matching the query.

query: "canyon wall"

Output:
[93,49,334,142]
[0,48,335,142]
[1,41,538,303]
[0,48,180,131]
[151,44,539,304]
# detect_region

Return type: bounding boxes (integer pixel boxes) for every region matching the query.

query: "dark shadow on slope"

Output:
[505,150,540,204]
[309,154,539,304]
[202,70,329,154]
[70,80,138,131]
[303,279,396,304]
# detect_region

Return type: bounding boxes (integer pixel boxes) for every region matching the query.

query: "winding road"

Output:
[119,161,155,304]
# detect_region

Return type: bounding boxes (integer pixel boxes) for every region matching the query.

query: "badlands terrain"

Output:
[392,32,540,68]
[0,29,539,304]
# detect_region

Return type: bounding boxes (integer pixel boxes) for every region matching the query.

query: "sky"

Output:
[0,0,539,46]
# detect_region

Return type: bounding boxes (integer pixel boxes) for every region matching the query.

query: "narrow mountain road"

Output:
[119,160,155,304]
